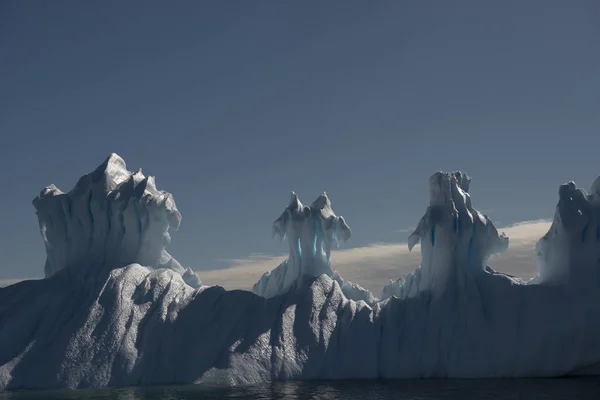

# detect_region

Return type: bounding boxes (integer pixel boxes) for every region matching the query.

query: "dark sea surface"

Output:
[3,378,600,400]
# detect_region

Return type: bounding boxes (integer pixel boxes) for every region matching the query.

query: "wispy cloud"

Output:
[394,226,415,234]
[199,220,552,297]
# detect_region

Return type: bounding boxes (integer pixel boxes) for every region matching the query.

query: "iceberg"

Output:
[251,192,376,304]
[2,155,600,391]
[381,172,509,300]
[32,154,201,288]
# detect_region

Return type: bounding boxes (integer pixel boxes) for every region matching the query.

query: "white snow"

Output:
[2,156,600,391]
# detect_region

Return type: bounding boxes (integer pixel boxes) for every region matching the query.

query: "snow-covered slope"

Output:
[2,156,600,391]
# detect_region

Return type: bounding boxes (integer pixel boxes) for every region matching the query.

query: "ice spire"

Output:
[385,171,508,300]
[32,153,201,287]
[253,191,352,298]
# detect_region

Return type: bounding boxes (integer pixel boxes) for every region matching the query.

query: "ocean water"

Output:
[2,378,600,400]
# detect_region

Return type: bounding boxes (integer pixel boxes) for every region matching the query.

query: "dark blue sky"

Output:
[2,0,600,280]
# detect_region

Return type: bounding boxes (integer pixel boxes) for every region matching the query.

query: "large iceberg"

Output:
[2,155,600,391]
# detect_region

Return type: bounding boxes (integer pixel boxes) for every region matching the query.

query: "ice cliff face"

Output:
[2,157,600,391]
[32,154,201,288]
